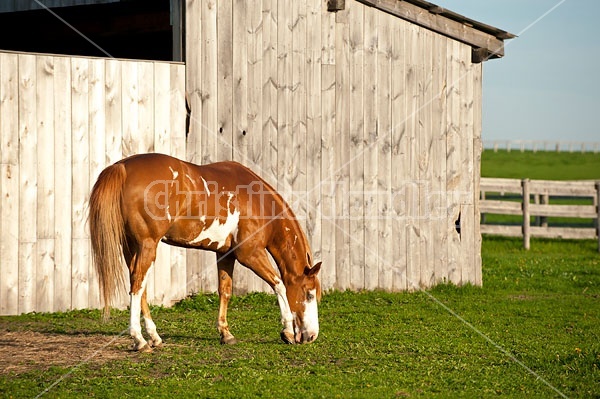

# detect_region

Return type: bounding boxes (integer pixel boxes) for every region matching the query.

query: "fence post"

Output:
[522,179,530,250]
[596,181,600,253]
[541,193,549,228]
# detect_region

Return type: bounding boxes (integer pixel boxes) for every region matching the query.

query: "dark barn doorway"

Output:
[0,0,183,62]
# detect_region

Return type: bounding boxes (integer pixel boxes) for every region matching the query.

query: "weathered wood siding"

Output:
[185,0,483,294]
[0,0,486,315]
[0,52,186,315]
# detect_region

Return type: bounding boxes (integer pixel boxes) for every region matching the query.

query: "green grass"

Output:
[481,150,600,180]
[1,237,599,398]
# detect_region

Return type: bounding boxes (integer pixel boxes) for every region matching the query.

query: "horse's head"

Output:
[287,262,322,344]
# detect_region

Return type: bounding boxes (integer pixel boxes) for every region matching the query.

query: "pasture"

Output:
[481,150,600,180]
[1,237,598,398]
[1,149,598,398]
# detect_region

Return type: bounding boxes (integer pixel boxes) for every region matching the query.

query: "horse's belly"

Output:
[161,212,239,253]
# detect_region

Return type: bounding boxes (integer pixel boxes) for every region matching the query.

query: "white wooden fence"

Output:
[480,177,600,251]
[484,140,600,153]
[0,51,186,315]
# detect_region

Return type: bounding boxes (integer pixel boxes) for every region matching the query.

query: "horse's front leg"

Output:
[233,249,295,344]
[217,253,237,345]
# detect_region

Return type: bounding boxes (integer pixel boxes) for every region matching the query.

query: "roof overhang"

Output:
[330,0,516,63]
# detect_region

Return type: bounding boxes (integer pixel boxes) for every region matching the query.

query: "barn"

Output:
[0,0,514,315]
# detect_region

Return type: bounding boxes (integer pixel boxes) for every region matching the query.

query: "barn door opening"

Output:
[0,0,183,62]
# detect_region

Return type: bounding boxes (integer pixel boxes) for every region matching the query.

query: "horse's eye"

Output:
[307,292,315,301]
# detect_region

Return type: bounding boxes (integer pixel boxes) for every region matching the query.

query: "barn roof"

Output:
[345,0,516,62]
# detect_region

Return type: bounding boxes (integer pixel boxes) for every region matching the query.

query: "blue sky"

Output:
[433,0,600,144]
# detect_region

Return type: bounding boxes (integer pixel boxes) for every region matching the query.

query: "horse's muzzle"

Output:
[296,330,318,344]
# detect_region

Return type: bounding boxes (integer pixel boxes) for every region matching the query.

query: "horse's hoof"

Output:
[150,339,163,349]
[138,343,153,353]
[280,331,295,345]
[220,335,237,345]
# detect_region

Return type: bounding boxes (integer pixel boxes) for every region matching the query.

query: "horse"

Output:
[89,153,321,351]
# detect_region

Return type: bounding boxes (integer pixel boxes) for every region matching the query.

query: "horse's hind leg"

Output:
[141,289,162,348]
[126,238,158,352]
[217,253,237,345]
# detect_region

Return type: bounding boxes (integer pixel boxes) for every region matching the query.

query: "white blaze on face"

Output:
[189,193,239,249]
[302,289,319,342]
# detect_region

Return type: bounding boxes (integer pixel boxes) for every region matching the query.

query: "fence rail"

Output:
[480,178,600,251]
[483,140,600,153]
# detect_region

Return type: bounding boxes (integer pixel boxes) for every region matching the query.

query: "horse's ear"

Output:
[305,262,321,277]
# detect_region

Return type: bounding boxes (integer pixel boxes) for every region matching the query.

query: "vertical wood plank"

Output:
[121,61,139,157]
[321,2,336,65]
[71,57,90,309]
[88,58,106,309]
[377,12,393,291]
[217,0,234,162]
[460,44,475,284]
[390,19,407,291]
[18,53,37,314]
[334,8,350,290]
[418,29,434,288]
[363,6,379,290]
[277,0,293,199]
[596,182,600,253]
[348,1,364,291]
[262,0,278,185]
[473,62,483,284]
[185,0,202,164]
[0,53,20,315]
[233,0,249,165]
[446,39,462,285]
[36,55,55,313]
[137,62,155,154]
[431,34,448,285]
[201,0,217,165]
[320,64,336,291]
[306,0,322,272]
[291,0,308,239]
[405,24,420,290]
[53,56,72,312]
[105,59,122,164]
[522,178,531,250]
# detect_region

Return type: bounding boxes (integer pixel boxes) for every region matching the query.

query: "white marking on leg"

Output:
[144,316,162,346]
[273,277,294,333]
[302,289,319,342]
[130,273,149,350]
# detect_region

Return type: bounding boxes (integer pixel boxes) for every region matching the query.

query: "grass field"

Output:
[1,237,599,398]
[481,150,600,227]
[1,150,598,398]
[481,150,600,180]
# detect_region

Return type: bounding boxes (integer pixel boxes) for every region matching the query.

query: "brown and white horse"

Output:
[89,153,321,351]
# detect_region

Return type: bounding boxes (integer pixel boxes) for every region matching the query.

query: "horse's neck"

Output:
[267,219,308,281]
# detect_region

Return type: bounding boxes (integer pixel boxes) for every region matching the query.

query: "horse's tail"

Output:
[89,163,127,321]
